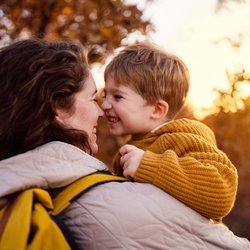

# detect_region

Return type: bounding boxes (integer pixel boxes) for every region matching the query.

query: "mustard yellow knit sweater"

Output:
[113,118,238,221]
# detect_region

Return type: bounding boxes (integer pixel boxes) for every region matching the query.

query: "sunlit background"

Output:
[94,0,250,118]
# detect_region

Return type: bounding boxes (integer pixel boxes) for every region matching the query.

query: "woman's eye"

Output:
[91,96,98,102]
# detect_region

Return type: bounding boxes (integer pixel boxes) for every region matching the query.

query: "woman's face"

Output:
[56,73,103,154]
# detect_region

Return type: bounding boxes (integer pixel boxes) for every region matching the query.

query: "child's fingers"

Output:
[119,144,129,155]
[120,152,131,166]
[120,154,126,166]
[123,163,136,178]
[123,168,131,178]
[119,144,135,156]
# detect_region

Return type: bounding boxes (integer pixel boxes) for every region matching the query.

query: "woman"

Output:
[0,39,249,249]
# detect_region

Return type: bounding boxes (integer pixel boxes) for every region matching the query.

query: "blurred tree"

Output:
[198,0,250,237]
[202,67,250,240]
[213,67,250,113]
[0,0,153,63]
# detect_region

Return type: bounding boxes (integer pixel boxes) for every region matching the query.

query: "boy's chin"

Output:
[109,128,124,136]
[109,130,131,139]
[108,127,118,135]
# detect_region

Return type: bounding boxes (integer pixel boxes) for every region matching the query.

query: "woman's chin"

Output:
[90,143,98,154]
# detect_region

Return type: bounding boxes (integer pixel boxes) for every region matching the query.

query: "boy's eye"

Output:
[114,95,123,100]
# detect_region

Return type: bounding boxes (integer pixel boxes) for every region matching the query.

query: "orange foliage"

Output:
[203,108,250,240]
[0,0,153,63]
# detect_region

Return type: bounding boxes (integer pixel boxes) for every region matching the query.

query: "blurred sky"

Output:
[94,0,250,118]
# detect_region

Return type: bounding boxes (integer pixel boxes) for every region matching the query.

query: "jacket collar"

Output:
[0,141,108,198]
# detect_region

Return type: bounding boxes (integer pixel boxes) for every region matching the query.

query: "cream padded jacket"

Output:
[0,141,249,250]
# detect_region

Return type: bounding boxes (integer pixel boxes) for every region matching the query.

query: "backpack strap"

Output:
[0,196,18,241]
[0,189,71,250]
[51,173,128,216]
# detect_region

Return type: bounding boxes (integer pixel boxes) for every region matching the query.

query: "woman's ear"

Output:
[151,100,169,119]
[54,107,68,125]
[54,109,62,123]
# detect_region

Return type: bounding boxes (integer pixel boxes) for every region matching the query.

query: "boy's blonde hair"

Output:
[104,42,190,119]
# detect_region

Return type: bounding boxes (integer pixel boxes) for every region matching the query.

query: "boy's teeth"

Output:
[93,128,96,134]
[109,117,118,122]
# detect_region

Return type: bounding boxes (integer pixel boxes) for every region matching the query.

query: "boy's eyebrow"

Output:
[104,87,126,95]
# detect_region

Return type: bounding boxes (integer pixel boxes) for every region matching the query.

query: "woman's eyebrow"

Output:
[91,89,98,96]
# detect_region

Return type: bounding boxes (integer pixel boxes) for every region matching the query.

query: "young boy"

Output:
[101,42,238,222]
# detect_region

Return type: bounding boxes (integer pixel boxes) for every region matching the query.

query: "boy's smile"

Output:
[106,115,119,124]
[105,114,121,130]
[102,76,156,137]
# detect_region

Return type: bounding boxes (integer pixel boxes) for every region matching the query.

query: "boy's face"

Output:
[102,76,156,137]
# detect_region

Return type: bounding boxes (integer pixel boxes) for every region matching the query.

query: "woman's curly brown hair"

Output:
[0,38,91,160]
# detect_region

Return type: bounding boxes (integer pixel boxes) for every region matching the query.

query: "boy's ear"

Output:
[151,100,169,119]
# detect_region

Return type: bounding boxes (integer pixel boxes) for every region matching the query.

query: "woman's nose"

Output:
[98,104,104,117]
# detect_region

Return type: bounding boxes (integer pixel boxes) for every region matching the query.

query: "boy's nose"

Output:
[101,99,112,110]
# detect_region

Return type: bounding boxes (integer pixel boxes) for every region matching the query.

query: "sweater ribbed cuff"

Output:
[134,151,162,183]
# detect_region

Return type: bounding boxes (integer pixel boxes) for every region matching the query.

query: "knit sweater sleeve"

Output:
[134,134,238,221]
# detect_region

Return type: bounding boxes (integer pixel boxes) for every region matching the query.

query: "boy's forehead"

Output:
[105,73,130,87]
[104,81,135,94]
[105,76,134,90]
[104,83,124,93]
[105,76,123,89]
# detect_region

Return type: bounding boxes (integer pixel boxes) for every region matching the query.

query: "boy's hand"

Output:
[119,144,144,178]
